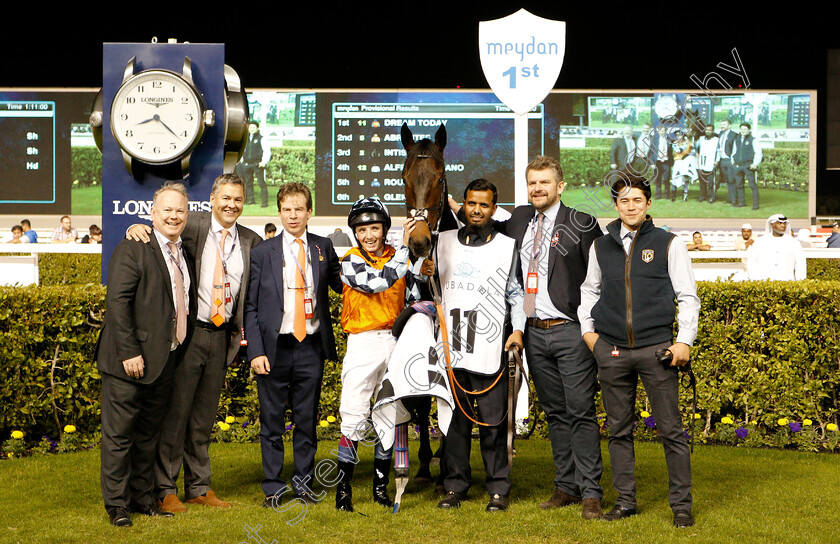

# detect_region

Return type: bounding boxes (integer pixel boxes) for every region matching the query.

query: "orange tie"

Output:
[210,230,229,327]
[293,238,307,342]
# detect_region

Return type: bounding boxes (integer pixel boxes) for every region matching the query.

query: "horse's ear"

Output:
[401,122,414,151]
[435,124,447,152]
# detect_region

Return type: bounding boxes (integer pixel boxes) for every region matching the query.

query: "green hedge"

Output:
[5,256,840,450]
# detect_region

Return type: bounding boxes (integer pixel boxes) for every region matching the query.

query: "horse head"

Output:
[401,122,447,260]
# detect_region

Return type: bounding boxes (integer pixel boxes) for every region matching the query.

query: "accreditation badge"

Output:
[526,272,538,294]
[304,298,314,319]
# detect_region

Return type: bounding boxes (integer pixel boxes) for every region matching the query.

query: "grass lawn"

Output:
[1,438,837,544]
[71,186,103,216]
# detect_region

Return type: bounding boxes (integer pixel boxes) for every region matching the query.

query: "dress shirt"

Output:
[153,228,191,349]
[197,217,244,322]
[519,201,575,322]
[279,230,319,335]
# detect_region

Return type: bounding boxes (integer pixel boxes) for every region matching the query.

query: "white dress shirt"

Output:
[197,216,244,323]
[279,230,320,335]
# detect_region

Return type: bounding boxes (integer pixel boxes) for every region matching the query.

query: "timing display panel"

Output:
[0,101,56,203]
[326,98,543,212]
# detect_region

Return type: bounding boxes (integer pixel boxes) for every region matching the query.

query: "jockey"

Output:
[335,197,418,512]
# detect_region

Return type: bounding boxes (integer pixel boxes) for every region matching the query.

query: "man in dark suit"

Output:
[609,125,637,181]
[128,174,262,512]
[245,182,343,506]
[97,182,195,527]
[716,119,738,205]
[649,125,674,200]
[469,156,604,518]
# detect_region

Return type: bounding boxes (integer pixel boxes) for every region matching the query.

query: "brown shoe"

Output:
[581,498,603,519]
[157,494,187,514]
[185,490,232,508]
[538,488,581,509]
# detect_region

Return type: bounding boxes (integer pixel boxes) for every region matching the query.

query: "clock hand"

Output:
[156,118,183,141]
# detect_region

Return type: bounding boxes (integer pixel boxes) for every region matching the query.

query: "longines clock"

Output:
[110,56,215,178]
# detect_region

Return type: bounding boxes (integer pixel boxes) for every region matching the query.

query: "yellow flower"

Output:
[218,422,230,431]
[693,413,701,420]
[803,419,812,426]
[827,423,838,432]
[326,416,337,423]
[319,420,329,428]
[777,418,788,426]
[721,417,734,425]
[640,411,650,418]
[11,430,24,440]
[225,416,236,424]
[63,424,76,434]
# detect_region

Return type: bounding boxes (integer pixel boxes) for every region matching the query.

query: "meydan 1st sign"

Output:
[479,9,566,204]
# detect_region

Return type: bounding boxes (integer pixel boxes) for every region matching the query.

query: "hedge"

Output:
[4,255,840,450]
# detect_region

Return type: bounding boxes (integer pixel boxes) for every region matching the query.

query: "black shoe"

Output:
[108,507,132,527]
[129,502,174,518]
[373,457,394,507]
[601,504,638,521]
[485,493,509,512]
[336,482,353,512]
[673,509,695,528]
[437,491,462,509]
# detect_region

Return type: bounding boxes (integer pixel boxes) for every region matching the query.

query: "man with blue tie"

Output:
[245,182,343,506]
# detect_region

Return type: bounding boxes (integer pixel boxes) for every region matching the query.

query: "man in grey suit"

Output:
[128,174,262,512]
[97,182,195,527]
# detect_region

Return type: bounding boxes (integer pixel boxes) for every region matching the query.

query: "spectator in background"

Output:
[7,225,24,243]
[52,215,78,243]
[237,121,271,207]
[686,231,711,251]
[731,122,762,210]
[264,223,277,239]
[81,225,103,244]
[796,229,813,248]
[825,222,840,248]
[21,219,37,243]
[327,227,353,247]
[746,214,806,280]
[734,223,756,250]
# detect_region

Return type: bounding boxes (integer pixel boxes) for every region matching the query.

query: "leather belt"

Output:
[196,320,226,331]
[526,317,571,329]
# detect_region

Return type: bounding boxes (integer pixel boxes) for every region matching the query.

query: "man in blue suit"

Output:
[245,182,343,506]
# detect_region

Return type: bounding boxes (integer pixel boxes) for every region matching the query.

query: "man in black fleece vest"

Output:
[578,173,700,528]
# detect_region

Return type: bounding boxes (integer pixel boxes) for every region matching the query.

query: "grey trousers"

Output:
[593,338,692,512]
[525,322,603,500]
[155,325,228,500]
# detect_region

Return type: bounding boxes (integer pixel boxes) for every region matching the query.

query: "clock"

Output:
[109,56,215,178]
[654,94,679,120]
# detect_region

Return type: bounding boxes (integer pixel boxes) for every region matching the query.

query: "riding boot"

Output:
[336,461,354,512]
[373,457,394,507]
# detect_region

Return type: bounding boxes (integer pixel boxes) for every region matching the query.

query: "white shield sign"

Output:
[479,9,566,115]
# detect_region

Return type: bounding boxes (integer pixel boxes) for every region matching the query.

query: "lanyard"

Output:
[282,231,310,291]
[210,227,238,278]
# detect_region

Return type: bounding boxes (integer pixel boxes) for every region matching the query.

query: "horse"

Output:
[395,122,459,487]
[400,122,458,260]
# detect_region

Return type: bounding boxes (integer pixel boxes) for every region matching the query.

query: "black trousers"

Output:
[593,339,692,512]
[100,350,178,511]
[443,369,510,496]
[256,334,324,497]
[155,325,228,500]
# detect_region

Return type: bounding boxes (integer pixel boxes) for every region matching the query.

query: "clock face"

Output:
[111,70,205,164]
[654,95,679,119]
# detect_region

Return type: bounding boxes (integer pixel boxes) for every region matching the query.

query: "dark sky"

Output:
[6,4,840,209]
